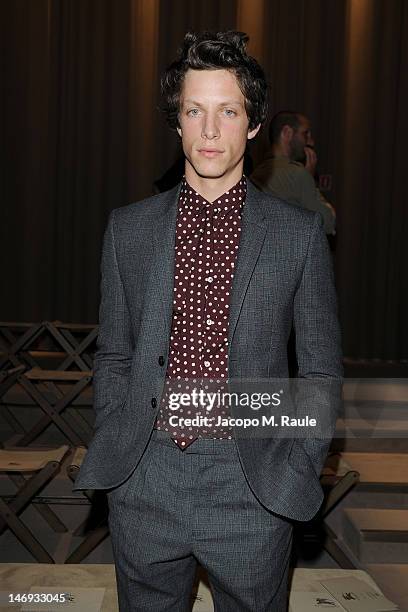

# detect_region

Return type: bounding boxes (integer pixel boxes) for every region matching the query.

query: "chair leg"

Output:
[65,525,110,564]
[321,471,359,518]
[0,404,26,434]
[9,473,68,533]
[323,523,356,569]
[32,503,68,533]
[0,461,60,535]
[16,377,86,446]
[0,497,54,563]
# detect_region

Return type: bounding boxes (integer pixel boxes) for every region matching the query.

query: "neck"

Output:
[184,163,244,203]
[271,142,289,159]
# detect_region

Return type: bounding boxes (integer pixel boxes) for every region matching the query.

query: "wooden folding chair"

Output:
[0,445,70,563]
[30,321,97,372]
[15,368,93,446]
[0,322,44,371]
[65,447,110,563]
[321,452,360,517]
[0,365,27,437]
[296,453,360,570]
[0,321,97,372]
[51,322,98,371]
[319,452,360,568]
[0,323,96,446]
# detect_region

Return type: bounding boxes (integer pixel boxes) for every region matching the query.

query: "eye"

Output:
[224,109,237,117]
[187,108,201,117]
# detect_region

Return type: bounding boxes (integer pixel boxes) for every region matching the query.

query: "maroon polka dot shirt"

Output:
[155,176,246,446]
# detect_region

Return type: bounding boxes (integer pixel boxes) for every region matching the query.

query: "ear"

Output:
[281,125,294,142]
[176,126,182,138]
[247,123,261,141]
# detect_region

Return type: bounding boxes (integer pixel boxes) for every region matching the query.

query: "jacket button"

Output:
[151,397,157,408]
[158,356,165,366]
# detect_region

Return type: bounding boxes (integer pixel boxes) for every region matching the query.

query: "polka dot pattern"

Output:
[155,176,246,448]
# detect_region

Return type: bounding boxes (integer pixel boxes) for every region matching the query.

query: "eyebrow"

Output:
[182,99,244,108]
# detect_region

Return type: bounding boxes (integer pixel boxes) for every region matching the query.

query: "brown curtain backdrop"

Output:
[1,0,407,360]
[336,0,408,360]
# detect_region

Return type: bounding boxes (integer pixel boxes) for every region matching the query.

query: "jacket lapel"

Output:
[145,186,180,343]
[228,181,267,347]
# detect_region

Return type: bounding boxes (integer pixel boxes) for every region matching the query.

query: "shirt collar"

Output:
[178,176,247,216]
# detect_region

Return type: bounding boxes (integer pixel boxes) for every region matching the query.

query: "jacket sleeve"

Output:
[93,209,134,431]
[293,213,343,476]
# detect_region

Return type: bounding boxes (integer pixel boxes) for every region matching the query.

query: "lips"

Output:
[198,148,223,158]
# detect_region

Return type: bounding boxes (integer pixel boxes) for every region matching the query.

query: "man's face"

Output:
[288,115,314,163]
[177,69,260,184]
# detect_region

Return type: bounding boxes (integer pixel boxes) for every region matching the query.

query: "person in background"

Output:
[251,111,336,235]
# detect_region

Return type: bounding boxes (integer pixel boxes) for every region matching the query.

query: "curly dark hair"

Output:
[161,31,268,131]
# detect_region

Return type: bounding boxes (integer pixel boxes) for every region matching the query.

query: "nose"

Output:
[307,133,315,147]
[201,113,220,140]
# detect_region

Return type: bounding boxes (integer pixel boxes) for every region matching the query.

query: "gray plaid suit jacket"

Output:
[75,180,343,522]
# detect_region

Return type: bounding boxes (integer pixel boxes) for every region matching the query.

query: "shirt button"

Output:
[151,397,157,408]
[207,319,214,326]
[204,361,211,367]
[158,356,165,366]
[206,276,214,283]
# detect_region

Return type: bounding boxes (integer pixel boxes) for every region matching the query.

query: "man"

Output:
[251,111,336,234]
[75,31,342,611]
